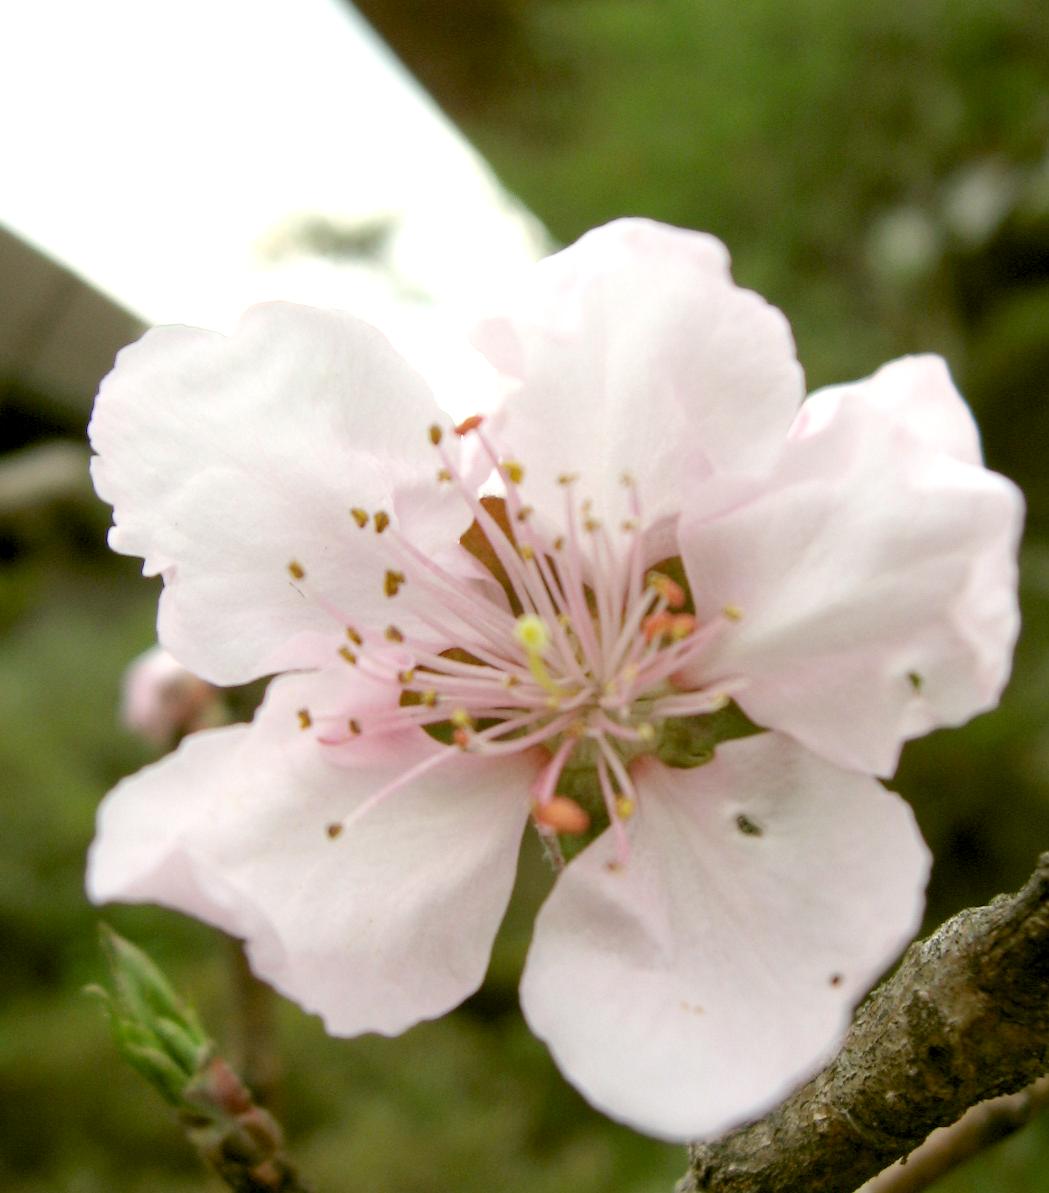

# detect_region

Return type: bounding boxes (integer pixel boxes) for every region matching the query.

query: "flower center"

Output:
[299,418,744,865]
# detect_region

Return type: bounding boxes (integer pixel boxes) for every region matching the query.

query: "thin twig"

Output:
[678,853,1049,1193]
[857,1076,1049,1193]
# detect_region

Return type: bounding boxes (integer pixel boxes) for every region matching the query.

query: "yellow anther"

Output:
[326,822,344,839]
[553,535,565,551]
[557,472,579,486]
[436,467,452,483]
[516,505,534,522]
[348,718,362,735]
[502,460,525,484]
[398,669,416,685]
[520,544,535,561]
[384,569,406,597]
[384,625,404,642]
[346,626,363,645]
[514,614,550,654]
[620,471,635,487]
[615,797,636,820]
[429,424,443,446]
[296,708,312,730]
[374,510,391,534]
[584,517,602,533]
[350,508,369,529]
[502,674,519,689]
[637,723,656,743]
[338,645,357,665]
[621,519,639,533]
[287,560,305,580]
[450,707,474,729]
[515,614,564,699]
[421,689,437,707]
[722,603,744,622]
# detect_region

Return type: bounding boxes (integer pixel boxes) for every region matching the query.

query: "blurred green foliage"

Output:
[3,1,1049,1189]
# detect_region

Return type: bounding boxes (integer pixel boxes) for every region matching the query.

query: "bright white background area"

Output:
[0,0,548,415]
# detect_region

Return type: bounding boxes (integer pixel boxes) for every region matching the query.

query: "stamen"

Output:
[350,508,369,529]
[296,708,312,730]
[326,747,466,838]
[596,753,631,869]
[374,511,391,534]
[531,734,579,808]
[287,560,306,580]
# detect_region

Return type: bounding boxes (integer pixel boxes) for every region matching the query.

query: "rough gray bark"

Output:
[677,853,1049,1193]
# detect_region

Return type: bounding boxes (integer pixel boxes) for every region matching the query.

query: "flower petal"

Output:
[89,302,472,684]
[475,219,805,529]
[88,669,535,1035]
[795,354,983,465]
[678,368,1023,776]
[520,735,930,1141]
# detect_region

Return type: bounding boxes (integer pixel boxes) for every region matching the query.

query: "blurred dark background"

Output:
[3,1,1049,1189]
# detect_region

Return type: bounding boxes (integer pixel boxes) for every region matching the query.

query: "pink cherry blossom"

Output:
[86,219,1022,1141]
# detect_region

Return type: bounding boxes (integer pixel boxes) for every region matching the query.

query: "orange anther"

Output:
[647,572,687,609]
[643,611,676,643]
[533,795,591,836]
[455,414,485,436]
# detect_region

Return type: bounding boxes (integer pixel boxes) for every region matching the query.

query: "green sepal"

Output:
[656,701,765,768]
[92,924,214,1106]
